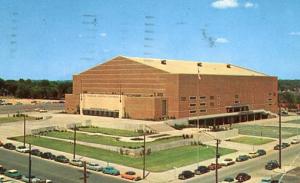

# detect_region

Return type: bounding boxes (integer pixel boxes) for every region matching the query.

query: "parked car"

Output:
[248,152,259,159]
[21,175,41,183]
[102,166,120,176]
[3,143,16,150]
[0,165,6,174]
[291,139,300,144]
[221,177,235,182]
[69,159,83,167]
[194,166,209,175]
[4,169,22,179]
[55,155,69,163]
[208,163,222,170]
[86,163,102,172]
[38,179,53,183]
[282,142,290,148]
[274,143,290,150]
[178,170,195,180]
[236,155,250,162]
[235,173,251,182]
[121,171,141,181]
[41,152,56,160]
[16,146,30,153]
[256,149,266,156]
[265,160,279,170]
[31,149,42,156]
[220,158,235,166]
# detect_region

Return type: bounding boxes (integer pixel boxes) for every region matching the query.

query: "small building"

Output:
[65,56,278,125]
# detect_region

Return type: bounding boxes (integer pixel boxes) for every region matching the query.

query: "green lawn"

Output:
[233,124,300,139]
[78,126,144,137]
[286,119,300,124]
[10,136,236,172]
[228,136,274,145]
[43,131,182,148]
[0,116,36,123]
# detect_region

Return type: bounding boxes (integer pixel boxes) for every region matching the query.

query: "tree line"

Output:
[279,80,300,107]
[0,78,72,99]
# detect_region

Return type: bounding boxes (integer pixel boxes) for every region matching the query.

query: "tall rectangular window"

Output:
[162,100,167,116]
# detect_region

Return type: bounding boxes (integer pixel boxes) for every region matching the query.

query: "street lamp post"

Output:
[215,139,220,183]
[73,124,77,160]
[143,132,146,179]
[279,105,282,169]
[23,115,26,146]
[28,144,32,183]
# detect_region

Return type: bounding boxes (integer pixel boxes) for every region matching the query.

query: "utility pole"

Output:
[279,105,282,169]
[23,115,26,146]
[143,132,146,179]
[83,161,87,183]
[28,144,32,183]
[73,124,77,160]
[215,139,220,183]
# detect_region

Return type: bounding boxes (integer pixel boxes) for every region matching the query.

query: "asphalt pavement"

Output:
[0,148,128,183]
[187,143,300,183]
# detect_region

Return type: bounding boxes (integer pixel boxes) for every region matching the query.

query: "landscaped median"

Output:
[227,136,275,145]
[9,135,236,172]
[0,115,37,124]
[40,131,182,148]
[233,124,300,139]
[78,126,147,137]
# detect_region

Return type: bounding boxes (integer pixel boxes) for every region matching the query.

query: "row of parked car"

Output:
[0,164,52,183]
[178,149,267,182]
[0,141,142,182]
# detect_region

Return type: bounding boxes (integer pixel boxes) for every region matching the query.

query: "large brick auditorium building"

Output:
[65,56,278,125]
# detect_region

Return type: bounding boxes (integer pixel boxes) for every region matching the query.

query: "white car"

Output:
[291,139,300,144]
[220,158,235,166]
[16,146,30,153]
[69,159,83,167]
[21,175,41,183]
[248,152,259,158]
[86,162,102,171]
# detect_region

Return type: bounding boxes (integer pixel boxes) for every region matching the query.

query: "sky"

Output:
[0,0,300,80]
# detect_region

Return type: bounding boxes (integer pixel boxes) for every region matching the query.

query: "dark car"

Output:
[265,160,279,170]
[274,143,290,150]
[194,166,209,175]
[41,152,56,160]
[235,173,251,182]
[282,142,290,148]
[208,163,222,170]
[3,143,16,150]
[223,177,235,182]
[55,155,69,163]
[257,149,266,156]
[178,170,195,180]
[0,165,6,174]
[31,149,42,156]
[236,155,250,162]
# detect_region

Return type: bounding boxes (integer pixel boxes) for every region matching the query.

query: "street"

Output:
[0,148,128,183]
[188,143,300,183]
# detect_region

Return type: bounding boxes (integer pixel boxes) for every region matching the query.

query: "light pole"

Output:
[279,106,282,169]
[143,132,146,179]
[28,143,32,183]
[73,124,77,160]
[23,115,26,146]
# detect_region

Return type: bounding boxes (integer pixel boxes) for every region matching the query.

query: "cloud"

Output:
[100,32,107,37]
[215,37,229,43]
[211,0,239,9]
[289,32,300,36]
[244,2,254,8]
